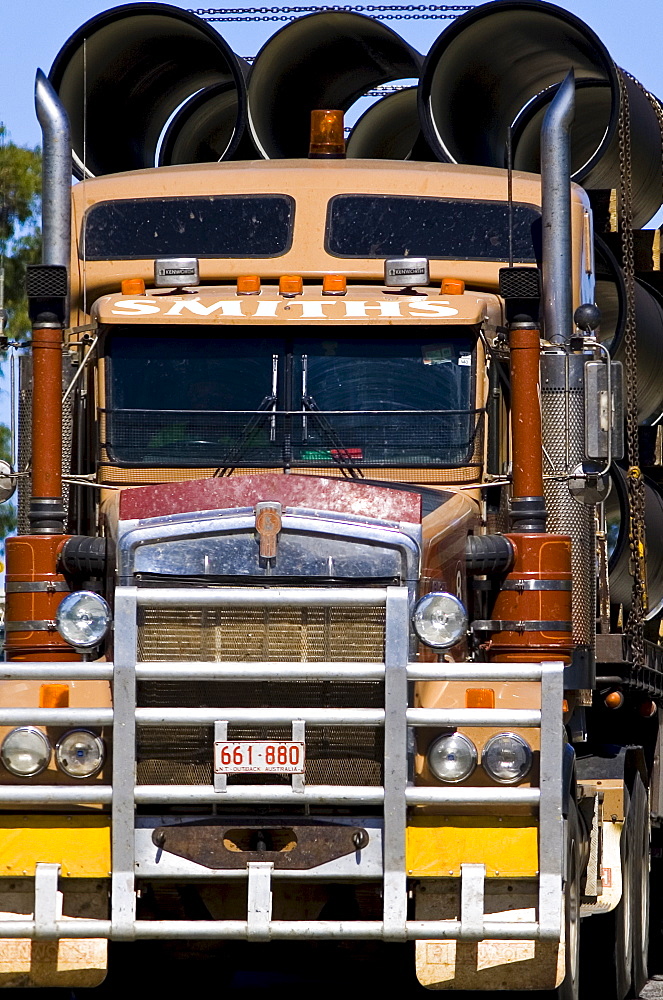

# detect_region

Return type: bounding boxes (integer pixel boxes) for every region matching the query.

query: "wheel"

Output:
[630,773,650,997]
[557,799,582,1000]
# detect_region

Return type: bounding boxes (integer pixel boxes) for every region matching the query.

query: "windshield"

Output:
[104,327,482,472]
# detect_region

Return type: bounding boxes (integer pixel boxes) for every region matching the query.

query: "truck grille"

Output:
[136,603,386,786]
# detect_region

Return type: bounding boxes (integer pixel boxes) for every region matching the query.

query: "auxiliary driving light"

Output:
[56,591,111,649]
[428,733,477,783]
[413,592,467,648]
[55,730,105,779]
[1,727,51,777]
[482,733,533,784]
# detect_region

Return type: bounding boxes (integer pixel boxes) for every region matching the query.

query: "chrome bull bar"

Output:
[0,585,564,943]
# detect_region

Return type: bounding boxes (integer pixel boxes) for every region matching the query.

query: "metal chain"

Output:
[618,69,648,665]
[192,4,471,20]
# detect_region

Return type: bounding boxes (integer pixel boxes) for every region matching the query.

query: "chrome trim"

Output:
[428,732,478,783]
[500,579,572,591]
[472,619,572,632]
[55,730,106,779]
[0,586,565,946]
[6,582,70,593]
[117,507,421,585]
[541,69,575,346]
[0,727,52,778]
[0,709,112,726]
[0,919,550,941]
[136,586,388,607]
[5,621,57,632]
[481,732,533,785]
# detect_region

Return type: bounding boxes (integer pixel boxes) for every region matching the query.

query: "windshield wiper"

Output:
[214,355,278,477]
[301,356,363,480]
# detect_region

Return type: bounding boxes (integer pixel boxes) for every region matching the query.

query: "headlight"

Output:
[56,591,111,649]
[482,733,533,784]
[413,591,467,648]
[428,732,477,783]
[55,730,105,778]
[1,727,51,776]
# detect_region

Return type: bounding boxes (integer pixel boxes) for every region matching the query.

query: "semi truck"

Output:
[1,0,663,992]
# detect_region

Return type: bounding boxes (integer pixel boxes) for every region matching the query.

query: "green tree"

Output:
[0,125,42,341]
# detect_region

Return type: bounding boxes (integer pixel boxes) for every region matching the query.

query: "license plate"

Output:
[213,740,305,774]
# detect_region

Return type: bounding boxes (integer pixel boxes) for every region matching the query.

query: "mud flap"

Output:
[0,877,108,987]
[414,879,563,990]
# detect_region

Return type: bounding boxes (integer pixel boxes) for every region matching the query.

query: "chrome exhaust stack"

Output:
[24,71,72,534]
[35,70,71,271]
[538,72,597,665]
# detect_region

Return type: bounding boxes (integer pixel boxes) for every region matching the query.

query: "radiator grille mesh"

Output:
[138,605,385,663]
[136,603,386,786]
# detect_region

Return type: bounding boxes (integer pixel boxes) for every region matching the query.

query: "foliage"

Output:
[0,124,42,342]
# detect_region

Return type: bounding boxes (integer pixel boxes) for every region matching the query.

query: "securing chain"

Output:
[618,68,648,665]
[192,4,472,20]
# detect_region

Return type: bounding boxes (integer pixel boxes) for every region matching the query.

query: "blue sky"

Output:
[3,1,663,153]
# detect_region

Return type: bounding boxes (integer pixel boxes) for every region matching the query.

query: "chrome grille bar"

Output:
[0,574,564,945]
[137,587,388,607]
[0,918,545,941]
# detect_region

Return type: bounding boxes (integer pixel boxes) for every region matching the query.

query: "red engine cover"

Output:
[119,474,421,523]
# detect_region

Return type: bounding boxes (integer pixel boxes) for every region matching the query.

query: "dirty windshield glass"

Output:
[105,326,481,470]
[326,195,541,262]
[83,195,294,259]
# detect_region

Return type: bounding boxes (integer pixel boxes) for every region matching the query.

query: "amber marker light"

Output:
[465,688,495,709]
[121,278,145,296]
[280,275,303,297]
[441,278,465,295]
[605,689,624,709]
[309,110,346,159]
[39,684,69,709]
[322,274,347,296]
[237,275,261,295]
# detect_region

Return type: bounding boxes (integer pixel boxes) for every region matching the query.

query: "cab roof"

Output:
[69,159,590,319]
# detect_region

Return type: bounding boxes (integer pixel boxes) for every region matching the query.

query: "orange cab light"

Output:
[441,278,465,295]
[605,689,624,710]
[121,278,145,296]
[562,699,569,714]
[279,275,303,297]
[237,275,261,295]
[309,109,346,159]
[640,699,657,718]
[39,684,69,709]
[322,274,347,296]
[465,688,495,709]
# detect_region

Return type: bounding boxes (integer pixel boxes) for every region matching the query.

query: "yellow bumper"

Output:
[0,816,110,877]
[407,816,538,877]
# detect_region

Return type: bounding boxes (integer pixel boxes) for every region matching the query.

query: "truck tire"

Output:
[630,773,650,997]
[557,800,581,1000]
